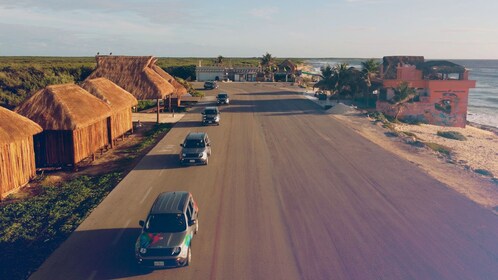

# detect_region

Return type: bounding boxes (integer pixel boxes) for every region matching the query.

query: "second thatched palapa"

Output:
[82,77,138,147]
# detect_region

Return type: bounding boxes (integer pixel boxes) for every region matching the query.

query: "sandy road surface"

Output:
[30,83,498,280]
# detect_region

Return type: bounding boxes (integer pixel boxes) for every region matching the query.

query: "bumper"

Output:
[137,257,187,268]
[202,119,219,125]
[180,157,207,165]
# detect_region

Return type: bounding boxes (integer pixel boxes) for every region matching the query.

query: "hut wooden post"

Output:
[156,98,160,123]
[168,95,172,112]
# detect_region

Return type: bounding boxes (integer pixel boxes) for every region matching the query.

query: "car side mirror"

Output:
[201,112,205,115]
[180,143,183,147]
[139,220,145,227]
[206,143,210,146]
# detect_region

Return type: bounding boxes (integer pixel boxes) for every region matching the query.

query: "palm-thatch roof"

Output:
[86,56,175,100]
[150,63,188,96]
[15,84,111,130]
[81,78,138,112]
[418,60,466,75]
[0,106,42,144]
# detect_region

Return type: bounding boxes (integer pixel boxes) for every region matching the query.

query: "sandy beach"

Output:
[331,112,498,212]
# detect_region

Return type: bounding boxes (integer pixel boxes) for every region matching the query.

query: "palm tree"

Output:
[361,59,381,106]
[260,52,276,81]
[391,82,417,119]
[214,55,224,66]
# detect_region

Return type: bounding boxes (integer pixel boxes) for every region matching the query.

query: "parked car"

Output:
[217,93,230,105]
[203,81,218,90]
[179,132,211,165]
[135,191,199,268]
[201,107,220,126]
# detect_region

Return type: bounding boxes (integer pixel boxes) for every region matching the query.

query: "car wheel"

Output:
[185,247,191,266]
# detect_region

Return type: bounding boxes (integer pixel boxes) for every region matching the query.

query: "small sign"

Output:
[154,261,164,266]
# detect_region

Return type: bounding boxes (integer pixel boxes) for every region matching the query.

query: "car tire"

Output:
[185,247,191,266]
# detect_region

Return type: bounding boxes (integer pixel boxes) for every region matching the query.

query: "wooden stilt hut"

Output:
[15,84,112,168]
[81,78,138,148]
[0,107,43,198]
[86,56,176,123]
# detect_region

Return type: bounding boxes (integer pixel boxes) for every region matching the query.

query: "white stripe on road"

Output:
[111,219,131,246]
[140,188,153,205]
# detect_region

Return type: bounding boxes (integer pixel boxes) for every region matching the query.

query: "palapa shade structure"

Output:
[81,78,138,147]
[86,55,177,122]
[151,63,188,107]
[0,106,42,198]
[16,84,112,167]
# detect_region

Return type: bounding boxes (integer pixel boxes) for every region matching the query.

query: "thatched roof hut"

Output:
[86,55,176,100]
[16,84,112,167]
[1,106,42,198]
[81,78,138,146]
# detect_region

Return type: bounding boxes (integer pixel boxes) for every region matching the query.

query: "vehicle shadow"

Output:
[134,154,186,170]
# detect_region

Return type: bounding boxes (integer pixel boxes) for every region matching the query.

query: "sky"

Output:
[0,0,497,59]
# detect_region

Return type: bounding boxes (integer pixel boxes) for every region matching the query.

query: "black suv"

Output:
[217,93,230,105]
[201,107,220,126]
[203,81,218,90]
[179,132,211,165]
[135,191,199,268]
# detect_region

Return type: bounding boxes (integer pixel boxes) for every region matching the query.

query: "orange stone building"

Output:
[376,56,476,127]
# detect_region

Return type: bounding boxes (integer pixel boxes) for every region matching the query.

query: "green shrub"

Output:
[425,142,452,156]
[474,169,493,177]
[190,91,204,97]
[136,100,156,111]
[0,173,122,280]
[437,131,467,141]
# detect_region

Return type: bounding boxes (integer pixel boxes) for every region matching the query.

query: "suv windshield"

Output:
[145,213,186,233]
[204,109,218,114]
[184,139,205,148]
[218,94,227,98]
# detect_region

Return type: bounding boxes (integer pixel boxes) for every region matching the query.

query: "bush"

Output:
[190,91,204,97]
[136,100,156,111]
[0,173,122,280]
[437,131,467,141]
[474,169,493,177]
[425,142,452,156]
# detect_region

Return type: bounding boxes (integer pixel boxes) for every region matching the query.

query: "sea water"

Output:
[305,58,498,128]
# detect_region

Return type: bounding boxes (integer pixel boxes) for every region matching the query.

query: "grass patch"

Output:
[437,131,467,141]
[136,100,156,111]
[425,142,452,156]
[0,173,122,280]
[474,169,494,177]
[125,123,172,156]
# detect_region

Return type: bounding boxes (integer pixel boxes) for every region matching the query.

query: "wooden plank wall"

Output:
[111,109,133,140]
[0,138,36,198]
[34,131,74,167]
[73,119,110,164]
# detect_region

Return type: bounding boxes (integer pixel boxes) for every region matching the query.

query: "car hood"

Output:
[138,231,187,249]
[182,147,205,154]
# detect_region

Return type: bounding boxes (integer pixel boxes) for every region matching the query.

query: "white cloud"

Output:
[248,7,278,20]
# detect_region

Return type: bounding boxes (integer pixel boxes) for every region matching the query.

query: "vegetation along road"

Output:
[30,83,498,280]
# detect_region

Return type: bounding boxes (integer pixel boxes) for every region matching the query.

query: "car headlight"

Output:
[140,248,147,254]
[198,153,204,157]
[182,153,186,157]
[172,247,181,255]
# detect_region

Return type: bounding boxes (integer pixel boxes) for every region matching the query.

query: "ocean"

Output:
[304,58,498,128]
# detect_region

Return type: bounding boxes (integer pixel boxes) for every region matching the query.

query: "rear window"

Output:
[145,213,186,233]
